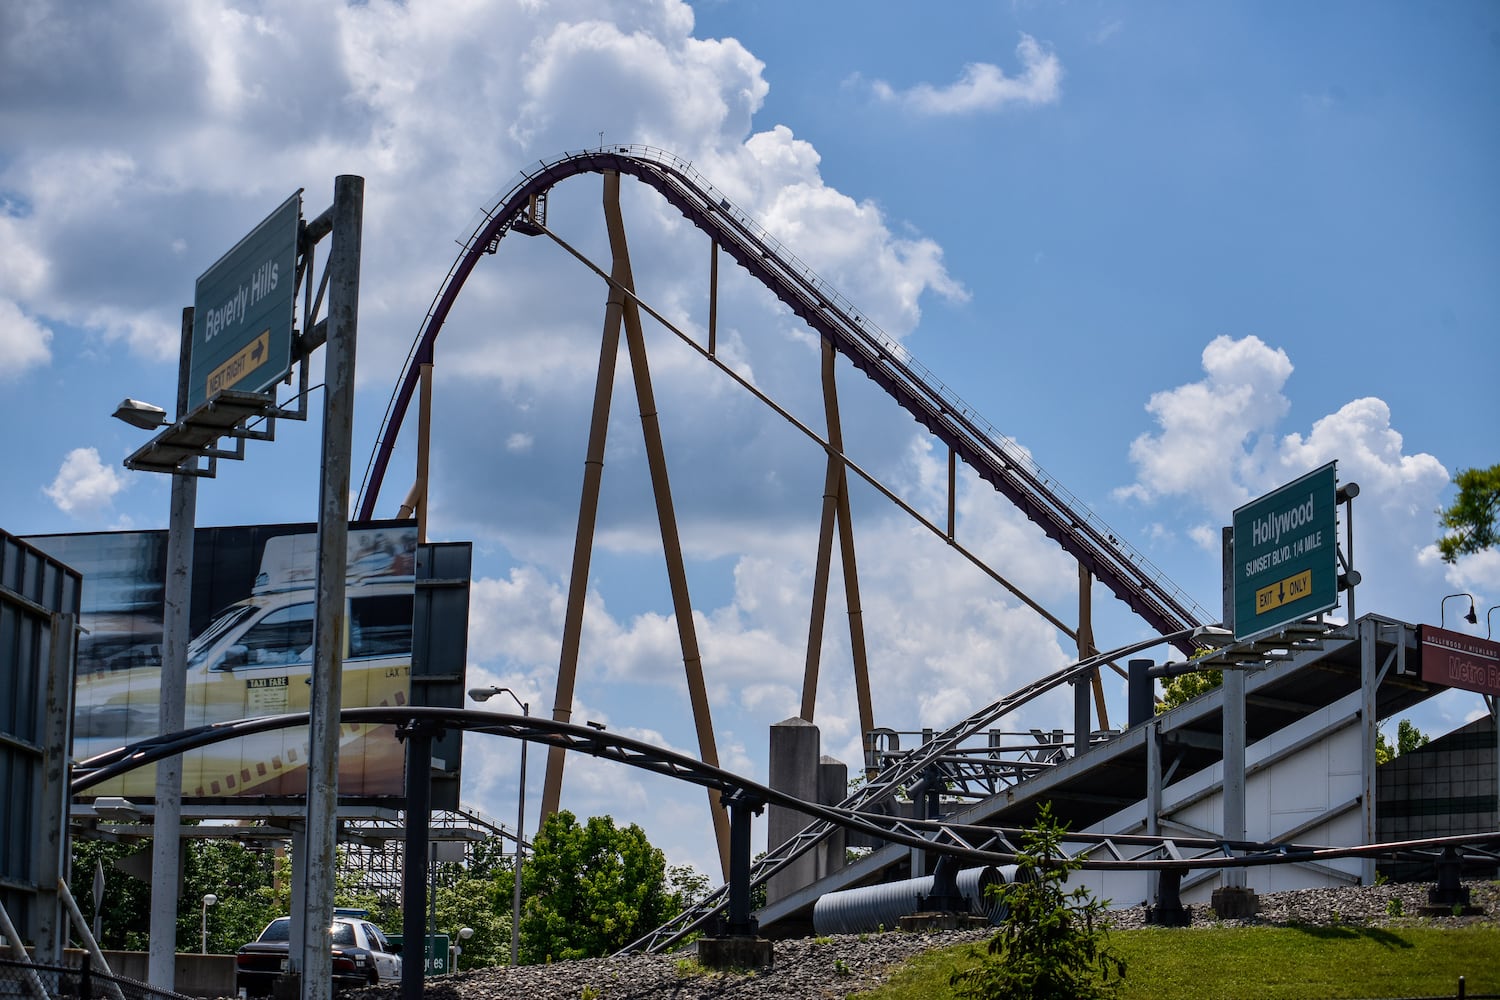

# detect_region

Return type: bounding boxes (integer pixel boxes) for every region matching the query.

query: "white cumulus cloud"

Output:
[1118,335,1453,626]
[44,447,126,519]
[871,34,1063,115]
[0,297,53,376]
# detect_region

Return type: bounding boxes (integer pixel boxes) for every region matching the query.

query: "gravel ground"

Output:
[342,881,1500,1000]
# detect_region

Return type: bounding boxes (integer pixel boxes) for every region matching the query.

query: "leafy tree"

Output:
[69,836,281,953]
[517,811,681,963]
[951,801,1125,1000]
[1376,718,1430,765]
[69,839,154,951]
[180,840,282,953]
[666,864,711,911]
[1437,464,1500,563]
[429,871,509,970]
[1155,667,1222,713]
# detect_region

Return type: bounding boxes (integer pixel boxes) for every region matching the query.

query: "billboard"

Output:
[29,522,416,801]
[1231,462,1339,641]
[188,192,301,412]
[1419,626,1500,698]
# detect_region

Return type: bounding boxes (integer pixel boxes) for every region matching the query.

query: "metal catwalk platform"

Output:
[753,615,1435,935]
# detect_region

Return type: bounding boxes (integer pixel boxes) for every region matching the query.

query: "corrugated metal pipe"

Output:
[812,865,1033,935]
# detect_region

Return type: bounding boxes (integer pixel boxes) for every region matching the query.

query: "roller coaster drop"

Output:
[353,146,1215,873]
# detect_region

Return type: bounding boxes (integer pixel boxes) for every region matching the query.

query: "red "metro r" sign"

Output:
[1419,625,1500,697]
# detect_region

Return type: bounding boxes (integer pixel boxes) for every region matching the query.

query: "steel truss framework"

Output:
[351,146,1220,872]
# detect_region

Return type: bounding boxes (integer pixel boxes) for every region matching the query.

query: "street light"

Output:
[468,686,528,966]
[1487,606,1498,641]
[111,397,168,430]
[1441,593,1479,628]
[452,927,473,971]
[200,894,218,954]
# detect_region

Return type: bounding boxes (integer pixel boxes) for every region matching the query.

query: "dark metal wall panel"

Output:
[0,528,82,945]
[411,541,472,811]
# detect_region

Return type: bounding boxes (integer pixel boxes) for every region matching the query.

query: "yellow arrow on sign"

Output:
[1255,569,1313,615]
[205,330,271,400]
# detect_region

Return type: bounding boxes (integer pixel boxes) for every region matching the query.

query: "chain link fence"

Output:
[0,958,196,1000]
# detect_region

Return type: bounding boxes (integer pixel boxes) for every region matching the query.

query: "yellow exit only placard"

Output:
[1255,569,1313,615]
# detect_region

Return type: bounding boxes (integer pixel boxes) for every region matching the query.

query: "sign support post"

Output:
[299,175,363,1000]
[148,308,198,990]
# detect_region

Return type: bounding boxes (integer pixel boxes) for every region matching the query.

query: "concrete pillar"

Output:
[766,718,820,904]
[1073,678,1091,758]
[817,756,848,880]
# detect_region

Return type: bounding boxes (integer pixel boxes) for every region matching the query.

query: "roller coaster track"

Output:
[356,145,1209,651]
[73,700,1500,956]
[623,626,1210,953]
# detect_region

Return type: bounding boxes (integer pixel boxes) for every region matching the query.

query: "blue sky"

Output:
[3,0,1497,879]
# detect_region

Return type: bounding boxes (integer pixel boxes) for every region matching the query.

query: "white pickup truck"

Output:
[235,914,402,996]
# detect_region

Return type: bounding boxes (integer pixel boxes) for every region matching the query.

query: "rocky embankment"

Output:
[345,881,1500,1000]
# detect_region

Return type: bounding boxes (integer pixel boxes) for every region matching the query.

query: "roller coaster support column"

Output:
[541,175,629,826]
[396,361,433,542]
[698,789,773,971]
[615,176,732,879]
[800,338,875,779]
[544,170,733,878]
[1079,565,1109,731]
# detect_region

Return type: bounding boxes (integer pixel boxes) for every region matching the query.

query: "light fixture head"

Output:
[1441,592,1479,629]
[112,398,168,430]
[93,796,142,821]
[203,893,218,906]
[457,927,474,941]
[468,686,498,702]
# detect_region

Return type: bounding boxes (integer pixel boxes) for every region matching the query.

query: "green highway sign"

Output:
[388,933,450,977]
[188,192,301,412]
[1231,462,1339,641]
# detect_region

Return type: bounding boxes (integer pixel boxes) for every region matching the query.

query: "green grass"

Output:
[855,926,1500,1000]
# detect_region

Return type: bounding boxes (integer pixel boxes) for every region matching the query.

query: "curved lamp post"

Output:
[1441,593,1478,629]
[200,893,218,954]
[469,686,528,966]
[452,926,473,970]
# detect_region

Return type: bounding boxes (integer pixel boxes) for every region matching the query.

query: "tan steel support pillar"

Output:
[800,456,838,721]
[838,468,876,776]
[539,174,629,823]
[798,340,876,773]
[801,341,842,721]
[1079,564,1109,731]
[397,361,434,542]
[612,184,733,878]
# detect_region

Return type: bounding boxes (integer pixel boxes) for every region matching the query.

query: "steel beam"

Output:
[611,178,732,878]
[539,173,628,822]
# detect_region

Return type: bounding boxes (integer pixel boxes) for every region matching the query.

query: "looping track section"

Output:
[358,145,1207,648]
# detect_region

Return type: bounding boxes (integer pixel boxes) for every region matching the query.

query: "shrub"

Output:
[950,802,1126,1000]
